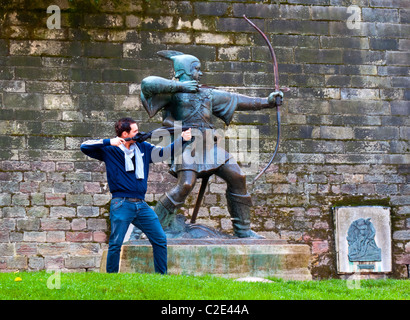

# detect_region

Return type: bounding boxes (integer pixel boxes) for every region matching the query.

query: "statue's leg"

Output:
[215,163,264,239]
[155,192,184,230]
[155,170,197,231]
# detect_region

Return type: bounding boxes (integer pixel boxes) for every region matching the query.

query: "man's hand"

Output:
[110,137,126,147]
[179,80,199,93]
[268,91,284,107]
[181,128,192,141]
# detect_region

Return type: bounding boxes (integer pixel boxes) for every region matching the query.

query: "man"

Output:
[140,50,283,239]
[80,117,191,273]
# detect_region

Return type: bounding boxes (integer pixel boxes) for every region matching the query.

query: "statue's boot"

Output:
[155,193,234,239]
[226,191,264,239]
[155,193,185,235]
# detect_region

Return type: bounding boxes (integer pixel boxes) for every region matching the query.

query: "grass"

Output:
[0,271,409,300]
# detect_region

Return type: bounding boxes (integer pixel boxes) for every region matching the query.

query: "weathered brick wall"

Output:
[0,0,408,278]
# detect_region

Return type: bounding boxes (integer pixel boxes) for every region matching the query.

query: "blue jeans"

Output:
[106,198,167,274]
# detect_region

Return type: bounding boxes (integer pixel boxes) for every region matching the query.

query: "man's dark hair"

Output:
[115,118,137,137]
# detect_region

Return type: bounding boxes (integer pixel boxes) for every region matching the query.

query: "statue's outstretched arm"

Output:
[212,89,284,112]
[236,91,284,110]
[212,90,270,112]
[236,94,269,111]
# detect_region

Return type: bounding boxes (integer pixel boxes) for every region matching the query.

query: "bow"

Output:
[243,15,289,183]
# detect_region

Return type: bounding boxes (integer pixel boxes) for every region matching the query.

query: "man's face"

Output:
[191,62,203,82]
[121,123,138,142]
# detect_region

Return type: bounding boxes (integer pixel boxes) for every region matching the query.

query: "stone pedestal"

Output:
[100,239,312,281]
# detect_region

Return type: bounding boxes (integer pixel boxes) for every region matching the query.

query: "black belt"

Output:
[125,198,143,202]
[184,123,214,129]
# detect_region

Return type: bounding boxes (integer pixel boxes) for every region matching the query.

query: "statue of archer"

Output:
[140,50,283,238]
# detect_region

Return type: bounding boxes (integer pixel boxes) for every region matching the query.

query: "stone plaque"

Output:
[334,206,391,273]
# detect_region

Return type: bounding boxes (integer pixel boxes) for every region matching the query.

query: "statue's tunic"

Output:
[141,76,267,177]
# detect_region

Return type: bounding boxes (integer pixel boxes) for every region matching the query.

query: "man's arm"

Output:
[149,129,192,163]
[81,138,123,161]
[80,139,110,161]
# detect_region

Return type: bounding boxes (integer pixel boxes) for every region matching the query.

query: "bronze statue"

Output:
[139,50,283,239]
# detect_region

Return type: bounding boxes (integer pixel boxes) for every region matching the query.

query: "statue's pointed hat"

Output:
[157,50,200,78]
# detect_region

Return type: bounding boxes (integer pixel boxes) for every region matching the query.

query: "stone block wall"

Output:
[0,0,408,278]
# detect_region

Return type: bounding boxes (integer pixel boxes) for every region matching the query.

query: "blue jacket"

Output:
[80,138,182,200]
